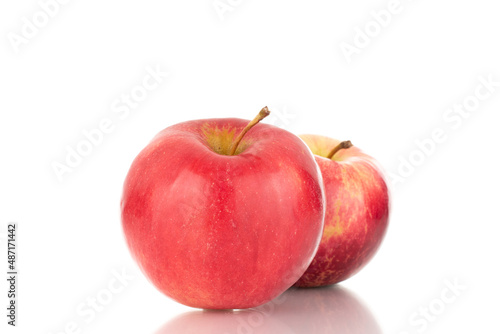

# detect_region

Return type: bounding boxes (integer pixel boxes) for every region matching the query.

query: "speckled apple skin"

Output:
[294,135,390,288]
[121,119,325,309]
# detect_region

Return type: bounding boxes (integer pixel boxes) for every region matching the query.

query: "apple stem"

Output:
[229,106,270,155]
[327,140,353,159]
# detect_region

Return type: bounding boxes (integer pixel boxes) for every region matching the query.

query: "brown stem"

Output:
[327,140,353,159]
[229,106,270,155]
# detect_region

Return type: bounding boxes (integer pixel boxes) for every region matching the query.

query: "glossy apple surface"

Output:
[121,118,325,309]
[294,135,389,287]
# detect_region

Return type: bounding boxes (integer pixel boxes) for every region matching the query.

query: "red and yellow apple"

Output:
[121,108,325,309]
[294,135,390,287]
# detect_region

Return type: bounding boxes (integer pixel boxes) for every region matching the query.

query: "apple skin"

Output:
[294,135,390,287]
[121,118,325,309]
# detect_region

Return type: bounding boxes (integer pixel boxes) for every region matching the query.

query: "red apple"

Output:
[121,108,325,309]
[294,135,390,287]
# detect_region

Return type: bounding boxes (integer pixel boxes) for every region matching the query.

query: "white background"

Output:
[1,0,500,333]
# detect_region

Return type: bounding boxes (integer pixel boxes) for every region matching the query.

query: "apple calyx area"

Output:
[229,106,270,155]
[327,140,353,159]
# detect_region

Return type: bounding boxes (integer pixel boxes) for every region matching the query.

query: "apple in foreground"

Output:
[294,135,390,287]
[121,108,325,309]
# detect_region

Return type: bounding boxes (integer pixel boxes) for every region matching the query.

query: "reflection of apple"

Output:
[295,135,390,287]
[270,286,383,334]
[155,309,294,334]
[155,285,381,334]
[121,108,325,309]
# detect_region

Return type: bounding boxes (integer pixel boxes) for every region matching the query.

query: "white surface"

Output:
[1,0,499,333]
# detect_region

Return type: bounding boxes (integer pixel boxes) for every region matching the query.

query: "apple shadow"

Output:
[155,285,383,334]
